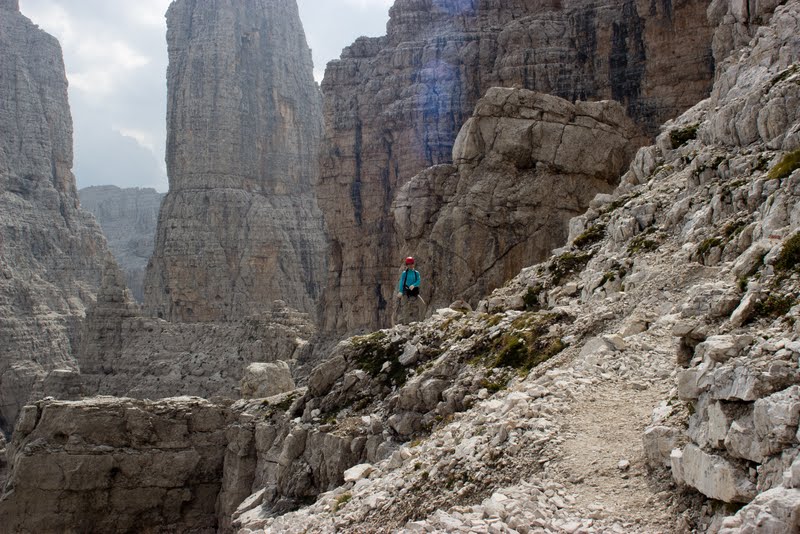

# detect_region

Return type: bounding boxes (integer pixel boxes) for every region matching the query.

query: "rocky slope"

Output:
[79,185,164,302]
[318,0,717,335]
[2,1,799,533]
[144,0,326,322]
[0,1,111,438]
[236,0,799,530]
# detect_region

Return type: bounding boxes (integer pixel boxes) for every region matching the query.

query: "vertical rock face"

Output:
[0,3,110,437]
[144,0,326,323]
[318,0,716,334]
[393,88,647,314]
[0,398,229,533]
[79,186,164,302]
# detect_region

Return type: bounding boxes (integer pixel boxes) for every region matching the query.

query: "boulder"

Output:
[241,361,295,399]
[671,444,757,503]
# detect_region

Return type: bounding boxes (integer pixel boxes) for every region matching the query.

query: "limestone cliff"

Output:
[318,0,717,335]
[0,2,110,437]
[79,185,164,302]
[144,0,326,322]
[393,88,647,314]
[0,397,229,533]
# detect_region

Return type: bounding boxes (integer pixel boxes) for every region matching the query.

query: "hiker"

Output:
[393,256,422,326]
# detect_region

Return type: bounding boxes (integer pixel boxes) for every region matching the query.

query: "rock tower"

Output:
[144,0,326,322]
[0,2,110,436]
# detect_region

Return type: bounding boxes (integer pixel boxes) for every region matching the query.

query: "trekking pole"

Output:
[417,294,427,306]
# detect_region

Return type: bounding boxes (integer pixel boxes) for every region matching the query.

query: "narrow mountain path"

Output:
[555,379,677,532]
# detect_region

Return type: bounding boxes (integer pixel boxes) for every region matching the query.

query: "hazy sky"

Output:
[18,0,393,192]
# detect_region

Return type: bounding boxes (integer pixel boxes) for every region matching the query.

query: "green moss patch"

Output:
[351,331,407,386]
[768,148,800,181]
[774,233,800,272]
[573,224,606,249]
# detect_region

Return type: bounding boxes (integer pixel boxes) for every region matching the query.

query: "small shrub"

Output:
[628,231,660,255]
[549,252,593,285]
[573,224,606,249]
[768,148,800,180]
[752,295,795,321]
[523,285,541,311]
[479,378,506,393]
[351,332,407,386]
[722,220,747,238]
[774,233,800,272]
[670,124,700,149]
[698,237,723,256]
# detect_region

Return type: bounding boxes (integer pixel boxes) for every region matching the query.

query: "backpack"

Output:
[402,269,420,297]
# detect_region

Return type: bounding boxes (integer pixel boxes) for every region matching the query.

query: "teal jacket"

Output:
[398,268,421,294]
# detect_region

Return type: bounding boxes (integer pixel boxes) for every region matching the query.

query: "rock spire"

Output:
[144,0,326,322]
[0,6,110,436]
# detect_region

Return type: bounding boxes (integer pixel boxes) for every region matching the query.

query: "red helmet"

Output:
[405,257,415,265]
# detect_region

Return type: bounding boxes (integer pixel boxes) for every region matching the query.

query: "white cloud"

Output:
[114,126,157,154]
[122,0,171,28]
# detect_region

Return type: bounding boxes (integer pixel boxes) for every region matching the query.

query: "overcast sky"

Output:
[18,0,392,192]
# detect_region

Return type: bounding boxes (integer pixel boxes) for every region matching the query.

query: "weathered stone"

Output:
[0,397,228,533]
[0,5,111,436]
[696,335,753,364]
[79,288,314,401]
[643,426,679,468]
[754,386,800,455]
[319,0,716,335]
[308,353,348,397]
[672,444,757,503]
[719,486,800,534]
[343,463,375,483]
[144,0,326,322]
[241,361,295,399]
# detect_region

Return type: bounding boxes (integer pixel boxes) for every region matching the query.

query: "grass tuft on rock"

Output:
[768,148,800,181]
[573,224,606,249]
[774,233,800,272]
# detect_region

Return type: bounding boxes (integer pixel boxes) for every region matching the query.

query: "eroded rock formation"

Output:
[0,2,111,437]
[393,88,646,313]
[0,397,229,533]
[79,266,314,400]
[144,0,326,322]
[318,0,717,334]
[79,186,164,302]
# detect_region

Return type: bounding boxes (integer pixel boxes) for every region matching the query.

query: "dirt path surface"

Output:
[555,379,677,532]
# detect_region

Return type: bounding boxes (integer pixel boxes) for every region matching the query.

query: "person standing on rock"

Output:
[393,257,422,326]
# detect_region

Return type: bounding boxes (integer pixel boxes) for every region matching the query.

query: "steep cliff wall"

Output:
[144,0,326,322]
[0,2,110,437]
[392,88,647,315]
[0,397,229,533]
[318,0,716,334]
[79,186,164,302]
